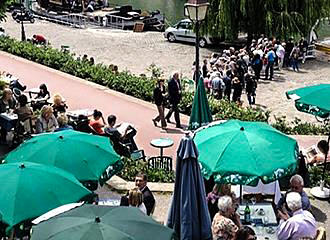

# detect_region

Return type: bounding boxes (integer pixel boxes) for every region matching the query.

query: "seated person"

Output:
[128,187,147,214]
[32,34,46,45]
[0,88,16,113]
[14,94,33,121]
[35,105,58,133]
[52,93,68,117]
[276,174,311,217]
[55,114,73,132]
[35,83,51,100]
[89,109,105,135]
[276,192,317,240]
[235,226,256,240]
[207,184,237,221]
[212,195,240,240]
[74,114,93,133]
[104,114,138,152]
[307,140,329,165]
[32,83,51,111]
[120,173,155,216]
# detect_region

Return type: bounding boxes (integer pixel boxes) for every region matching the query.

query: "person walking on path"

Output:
[265,47,276,80]
[290,43,300,72]
[152,79,167,130]
[165,72,182,128]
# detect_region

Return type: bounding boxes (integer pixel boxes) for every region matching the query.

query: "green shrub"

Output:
[0,36,328,136]
[309,165,330,187]
[118,157,175,183]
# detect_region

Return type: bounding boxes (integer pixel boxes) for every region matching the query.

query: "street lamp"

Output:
[20,0,26,41]
[184,0,209,88]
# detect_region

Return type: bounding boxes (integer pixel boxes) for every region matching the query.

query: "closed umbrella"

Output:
[0,162,91,229]
[31,205,175,240]
[188,77,213,130]
[287,84,330,198]
[167,135,212,240]
[4,130,121,182]
[193,120,299,186]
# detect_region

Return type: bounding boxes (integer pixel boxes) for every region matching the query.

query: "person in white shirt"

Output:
[276,192,316,240]
[276,43,286,70]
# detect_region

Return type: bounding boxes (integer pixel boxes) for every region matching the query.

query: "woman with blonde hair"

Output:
[52,93,68,117]
[128,187,147,214]
[36,105,58,133]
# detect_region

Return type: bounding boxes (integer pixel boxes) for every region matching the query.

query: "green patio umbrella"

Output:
[287,84,330,198]
[286,84,330,118]
[31,205,175,240]
[0,162,91,229]
[4,130,121,182]
[193,120,299,186]
[188,77,213,130]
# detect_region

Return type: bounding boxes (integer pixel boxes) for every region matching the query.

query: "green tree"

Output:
[0,0,11,22]
[204,0,330,41]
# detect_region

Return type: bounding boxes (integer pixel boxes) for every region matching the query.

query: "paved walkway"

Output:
[0,51,189,158]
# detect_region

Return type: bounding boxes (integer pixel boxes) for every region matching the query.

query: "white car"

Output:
[163,19,212,48]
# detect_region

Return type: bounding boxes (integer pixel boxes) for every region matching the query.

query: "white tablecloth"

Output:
[232,180,282,204]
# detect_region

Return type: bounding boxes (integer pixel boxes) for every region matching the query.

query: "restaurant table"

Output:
[0,112,18,131]
[26,87,40,98]
[238,202,278,240]
[232,180,282,204]
[67,109,94,120]
[150,138,174,159]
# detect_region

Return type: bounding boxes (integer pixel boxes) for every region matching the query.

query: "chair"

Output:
[315,227,326,240]
[148,156,172,171]
[130,149,146,161]
[12,117,34,147]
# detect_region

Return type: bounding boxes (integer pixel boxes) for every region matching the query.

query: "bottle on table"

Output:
[244,203,251,224]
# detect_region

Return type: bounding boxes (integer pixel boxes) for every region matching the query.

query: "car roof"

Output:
[178,19,192,23]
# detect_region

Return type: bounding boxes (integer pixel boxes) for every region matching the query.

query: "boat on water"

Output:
[315,40,330,54]
[104,5,165,31]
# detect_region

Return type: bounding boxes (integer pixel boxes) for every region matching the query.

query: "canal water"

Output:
[109,0,185,26]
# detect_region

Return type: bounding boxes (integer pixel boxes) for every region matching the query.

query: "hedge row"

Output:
[0,36,328,136]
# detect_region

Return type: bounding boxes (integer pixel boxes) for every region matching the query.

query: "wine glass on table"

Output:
[250,196,257,216]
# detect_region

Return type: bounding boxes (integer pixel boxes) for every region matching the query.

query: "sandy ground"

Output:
[2,16,330,124]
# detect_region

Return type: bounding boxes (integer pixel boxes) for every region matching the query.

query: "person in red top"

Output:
[32,34,46,45]
[89,109,105,135]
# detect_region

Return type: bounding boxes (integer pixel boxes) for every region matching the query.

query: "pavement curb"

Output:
[0,51,190,121]
[106,176,174,193]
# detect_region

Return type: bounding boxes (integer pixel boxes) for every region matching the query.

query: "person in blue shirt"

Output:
[265,47,276,80]
[54,114,73,132]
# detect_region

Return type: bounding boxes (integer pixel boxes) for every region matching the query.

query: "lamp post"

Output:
[20,0,26,41]
[184,0,209,88]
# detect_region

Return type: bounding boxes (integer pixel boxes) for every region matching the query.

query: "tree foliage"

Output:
[204,0,330,41]
[0,0,11,22]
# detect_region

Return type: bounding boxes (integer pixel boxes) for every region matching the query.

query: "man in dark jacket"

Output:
[165,71,182,128]
[120,173,156,215]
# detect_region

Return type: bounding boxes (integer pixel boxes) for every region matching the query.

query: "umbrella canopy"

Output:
[167,135,212,240]
[4,130,121,182]
[0,162,91,229]
[193,120,299,186]
[188,77,213,130]
[31,205,175,240]
[286,84,330,118]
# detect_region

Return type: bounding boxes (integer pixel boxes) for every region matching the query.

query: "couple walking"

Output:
[152,72,182,130]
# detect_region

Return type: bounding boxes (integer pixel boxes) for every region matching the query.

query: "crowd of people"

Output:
[206,174,317,240]
[0,74,138,155]
[196,35,309,106]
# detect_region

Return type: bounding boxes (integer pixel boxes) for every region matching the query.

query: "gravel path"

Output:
[1,16,330,123]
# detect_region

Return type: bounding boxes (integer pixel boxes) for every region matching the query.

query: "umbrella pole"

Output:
[240,185,242,204]
[321,134,330,182]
